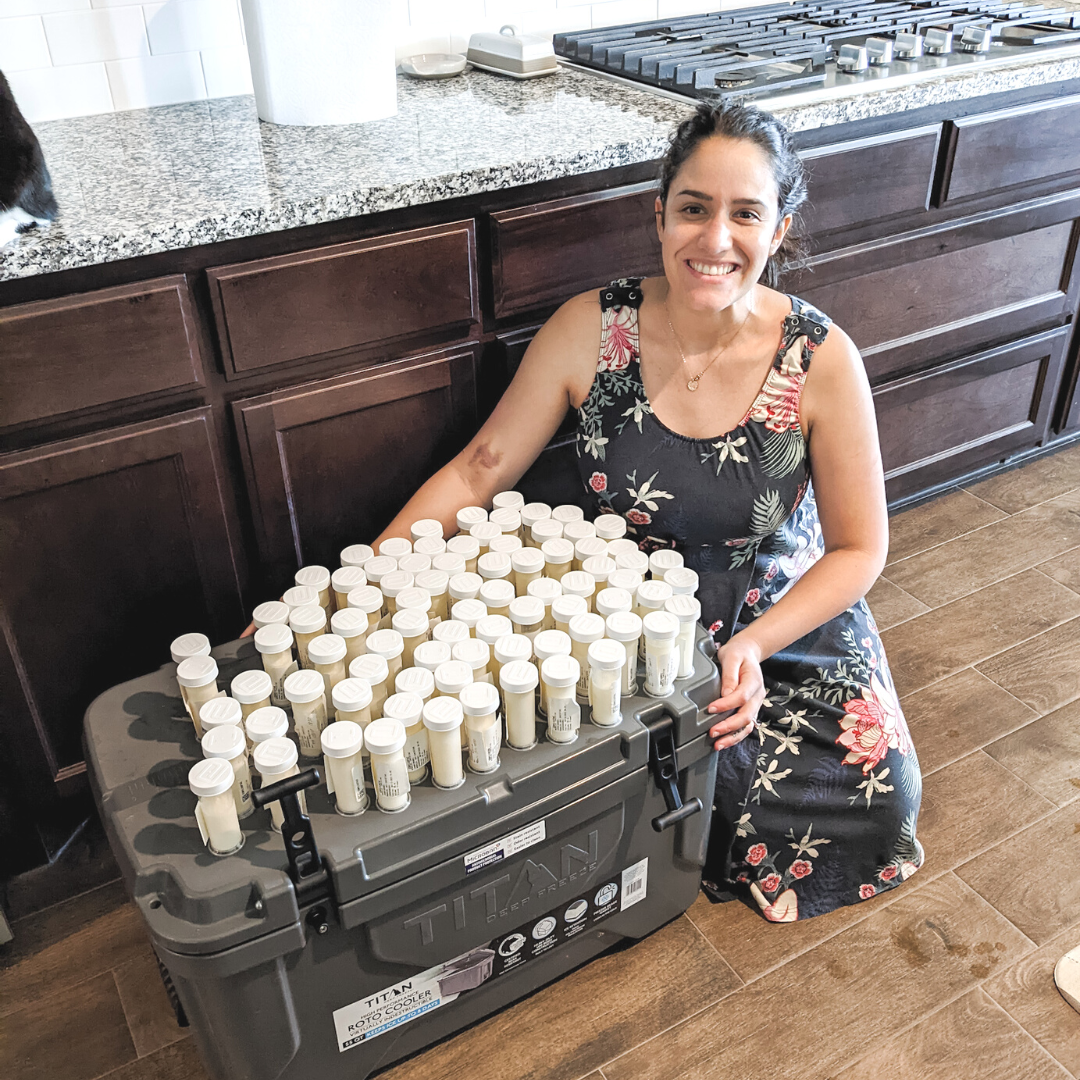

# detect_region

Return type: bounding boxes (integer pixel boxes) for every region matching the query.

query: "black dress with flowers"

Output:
[576,279,924,922]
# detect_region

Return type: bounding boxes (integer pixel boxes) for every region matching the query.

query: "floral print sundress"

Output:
[576,279,924,922]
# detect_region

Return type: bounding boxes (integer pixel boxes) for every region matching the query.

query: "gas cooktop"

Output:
[553,0,1080,104]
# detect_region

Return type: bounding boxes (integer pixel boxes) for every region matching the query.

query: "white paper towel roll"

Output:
[240,0,397,126]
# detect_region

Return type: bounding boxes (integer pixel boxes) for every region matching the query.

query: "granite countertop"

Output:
[4,48,1080,283]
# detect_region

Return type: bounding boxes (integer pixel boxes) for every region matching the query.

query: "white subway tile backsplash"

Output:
[199,42,250,96]
[106,48,204,108]
[0,1,88,16]
[657,0,722,13]
[43,6,148,64]
[591,0,658,25]
[7,59,111,119]
[0,15,52,71]
[143,0,241,55]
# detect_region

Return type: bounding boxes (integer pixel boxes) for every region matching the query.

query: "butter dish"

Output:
[466,24,558,79]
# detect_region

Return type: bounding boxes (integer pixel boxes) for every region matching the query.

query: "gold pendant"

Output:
[687,377,700,392]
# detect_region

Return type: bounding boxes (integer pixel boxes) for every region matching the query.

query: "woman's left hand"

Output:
[708,634,765,751]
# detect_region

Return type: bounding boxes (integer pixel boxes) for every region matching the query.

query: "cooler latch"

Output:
[646,716,703,832]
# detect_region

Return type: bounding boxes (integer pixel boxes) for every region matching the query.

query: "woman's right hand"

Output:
[708,633,765,750]
[241,620,256,638]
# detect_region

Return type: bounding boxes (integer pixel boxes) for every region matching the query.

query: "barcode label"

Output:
[620,857,648,911]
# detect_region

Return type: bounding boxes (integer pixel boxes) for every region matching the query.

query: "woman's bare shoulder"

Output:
[522,288,605,404]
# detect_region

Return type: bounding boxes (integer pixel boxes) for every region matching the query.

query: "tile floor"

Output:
[3,442,1080,1080]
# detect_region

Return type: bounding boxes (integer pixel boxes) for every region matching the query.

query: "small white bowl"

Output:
[399,53,469,79]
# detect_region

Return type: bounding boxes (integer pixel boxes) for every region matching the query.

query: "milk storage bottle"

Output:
[635,580,673,660]
[251,601,290,629]
[552,594,588,636]
[552,504,584,525]
[588,640,625,728]
[509,596,544,643]
[363,718,411,812]
[383,692,429,784]
[607,569,644,594]
[532,630,571,716]
[432,618,470,649]
[581,556,616,591]
[616,549,650,577]
[541,538,574,581]
[340,543,374,569]
[595,587,633,619]
[331,566,367,612]
[643,611,680,698]
[450,598,487,635]
[201,723,253,819]
[460,682,502,773]
[378,536,412,561]
[283,669,328,758]
[665,595,702,679]
[295,565,332,614]
[423,697,465,789]
[380,570,415,616]
[448,571,483,603]
[230,670,273,721]
[252,737,304,831]
[568,613,605,702]
[413,640,451,674]
[170,631,210,670]
[414,535,446,557]
[362,556,398,608]
[478,579,514,619]
[446,535,480,575]
[289,604,326,669]
[399,554,432,577]
[453,637,492,683]
[521,502,552,544]
[434,658,474,747]
[573,536,607,572]
[391,608,430,669]
[594,514,627,541]
[349,654,390,720]
[649,549,684,579]
[415,570,450,620]
[365,629,405,683]
[489,507,522,540]
[396,585,432,616]
[432,551,467,578]
[665,566,700,596]
[395,665,435,705]
[476,614,514,651]
[282,585,319,614]
[176,656,222,738]
[469,521,501,555]
[254,624,297,708]
[330,607,368,666]
[456,506,487,533]
[488,534,522,555]
[563,520,595,547]
[500,660,538,750]
[511,547,545,593]
[527,577,561,631]
[331,678,373,747]
[307,633,347,699]
[492,490,525,512]
[245,706,289,761]
[198,696,244,735]
[561,570,596,613]
[321,721,368,816]
[530,518,563,548]
[346,585,384,636]
[188,758,244,856]
[492,634,532,702]
[605,611,643,697]
[410,517,444,544]
[541,656,581,744]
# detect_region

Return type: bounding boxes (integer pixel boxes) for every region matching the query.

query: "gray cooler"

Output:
[84,629,720,1080]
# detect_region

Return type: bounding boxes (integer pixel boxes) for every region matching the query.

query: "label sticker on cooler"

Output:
[463,819,546,875]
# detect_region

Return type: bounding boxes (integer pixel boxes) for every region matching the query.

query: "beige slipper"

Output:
[1053,946,1080,1012]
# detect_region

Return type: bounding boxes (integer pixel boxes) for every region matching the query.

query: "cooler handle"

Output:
[646,716,703,832]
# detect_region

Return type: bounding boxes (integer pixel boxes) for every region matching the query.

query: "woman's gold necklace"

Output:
[665,299,751,393]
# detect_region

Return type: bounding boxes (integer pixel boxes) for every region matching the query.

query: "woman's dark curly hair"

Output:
[658,102,809,288]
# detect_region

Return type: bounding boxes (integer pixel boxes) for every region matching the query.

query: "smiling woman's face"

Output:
[656,134,791,312]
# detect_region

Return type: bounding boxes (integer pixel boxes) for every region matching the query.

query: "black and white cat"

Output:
[0,69,58,247]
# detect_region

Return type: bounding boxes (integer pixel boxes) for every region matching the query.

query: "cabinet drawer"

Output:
[800,124,940,239]
[207,221,480,376]
[491,183,663,319]
[0,275,204,429]
[942,94,1080,203]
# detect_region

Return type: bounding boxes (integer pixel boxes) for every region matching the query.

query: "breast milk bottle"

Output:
[635,580,673,660]
[289,604,326,669]
[492,634,531,699]
[395,666,435,706]
[307,633,348,699]
[201,723,253,819]
[489,534,523,556]
[198,696,244,736]
[531,518,563,548]
[411,517,444,543]
[321,721,368,816]
[588,639,625,728]
[541,538,575,582]
[605,611,643,697]
[254,624,296,708]
[282,585,319,614]
[365,629,405,683]
[492,490,525,512]
[553,504,584,525]
[448,571,483,604]
[521,502,552,544]
[245,706,289,762]
[508,596,545,643]
[414,535,447,558]
[433,550,467,578]
[446,534,480,575]
[649,549,684,579]
[532,629,571,716]
[380,570,415,616]
[251,601,290,629]
[330,607,369,667]
[511,547,545,594]
[340,543,374,569]
[332,677,373,732]
[479,579,515,619]
[331,566,367,612]
[346,585,385,636]
[581,555,616,591]
[349,653,390,719]
[568,612,606,702]
[383,692,429,784]
[460,682,502,773]
[596,587,633,619]
[398,553,431,579]
[283,669,328,758]
[665,566,700,596]
[414,640,452,674]
[500,660,538,750]
[616,549,650,577]
[176,656,221,738]
[251,737,304,831]
[643,610,681,698]
[489,507,522,540]
[552,594,588,636]
[379,536,412,561]
[295,565,332,614]
[594,514,627,541]
[392,607,430,669]
[573,535,607,572]
[607,569,644,595]
[415,570,450,620]
[423,697,465,789]
[189,758,244,856]
[451,598,487,635]
[456,506,487,533]
[527,577,561,631]
[453,638,492,684]
[434,658,474,747]
[541,656,581,744]
[363,718,411,812]
[665,595,702,679]
[231,670,273,722]
[470,521,501,555]
[476,614,513,650]
[561,570,596,614]
[432,618,470,649]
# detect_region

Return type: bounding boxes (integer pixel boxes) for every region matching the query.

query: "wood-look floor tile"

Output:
[1040,546,1080,595]
[976,616,1080,716]
[0,971,137,1080]
[956,804,1080,945]
[884,492,1080,608]
[880,570,1080,697]
[966,442,1080,514]
[902,668,1038,776]
[887,488,1006,565]
[866,576,930,631]
[381,914,741,1080]
[602,874,1033,1080]
[984,700,1080,808]
[832,988,1070,1080]
[113,947,183,1058]
[983,919,1080,1077]
[95,1037,209,1080]
[6,880,130,966]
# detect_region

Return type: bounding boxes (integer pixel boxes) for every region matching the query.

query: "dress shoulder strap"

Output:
[777,296,831,374]
[596,278,643,374]
[599,278,644,312]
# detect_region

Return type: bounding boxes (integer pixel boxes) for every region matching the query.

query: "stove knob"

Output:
[836,44,869,72]
[866,37,893,65]
[893,31,924,58]
[923,27,953,54]
[957,24,993,52]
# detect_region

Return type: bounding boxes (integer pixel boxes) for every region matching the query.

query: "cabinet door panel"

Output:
[234,347,479,583]
[0,275,204,429]
[0,409,242,785]
[207,221,480,376]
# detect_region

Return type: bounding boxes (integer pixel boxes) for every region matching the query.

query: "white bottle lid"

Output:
[509,595,544,627]
[490,508,521,534]
[470,521,501,546]
[411,518,444,542]
[254,623,294,655]
[511,548,545,575]
[199,696,243,729]
[527,577,562,605]
[568,612,605,643]
[574,536,608,563]
[322,720,364,758]
[605,610,643,642]
[552,504,585,524]
[391,608,429,639]
[398,553,432,576]
[594,515,627,540]
[231,669,274,704]
[330,608,368,638]
[665,567,700,595]
[589,638,627,671]
[563,520,596,544]
[332,677,373,713]
[246,706,289,743]
[284,668,325,704]
[363,556,398,585]
[251,602,290,629]
[366,629,405,661]
[596,587,634,618]
[488,534,523,555]
[289,604,326,635]
[423,696,464,732]
[616,549,651,575]
[189,757,235,799]
[432,619,471,646]
[456,506,488,532]
[396,666,435,699]
[380,570,415,599]
[479,579,515,610]
[331,566,367,596]
[521,502,552,529]
[494,633,533,665]
[433,551,467,576]
[492,491,525,512]
[453,637,490,674]
[395,587,432,614]
[176,655,219,688]
[533,629,572,661]
[308,633,347,666]
[476,614,514,645]
[606,538,641,559]
[383,691,425,728]
[253,736,298,775]
[500,659,539,695]
[643,610,680,641]
[202,723,246,760]
[608,569,644,593]
[340,543,374,568]
[478,551,512,579]
[347,585,384,614]
[531,519,563,544]
[171,632,211,665]
[636,580,673,609]
[541,537,575,565]
[541,654,580,688]
[350,653,389,685]
[414,569,450,597]
[448,571,483,601]
[414,640,452,672]
[459,681,500,717]
[434,659,473,695]
[295,565,330,592]
[551,594,588,625]
[649,549,684,576]
[414,536,447,557]
[379,537,412,560]
[451,598,487,627]
[282,585,319,611]
[364,715,407,759]
[561,571,596,600]
[582,556,616,584]
[665,594,702,623]
[446,534,480,560]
